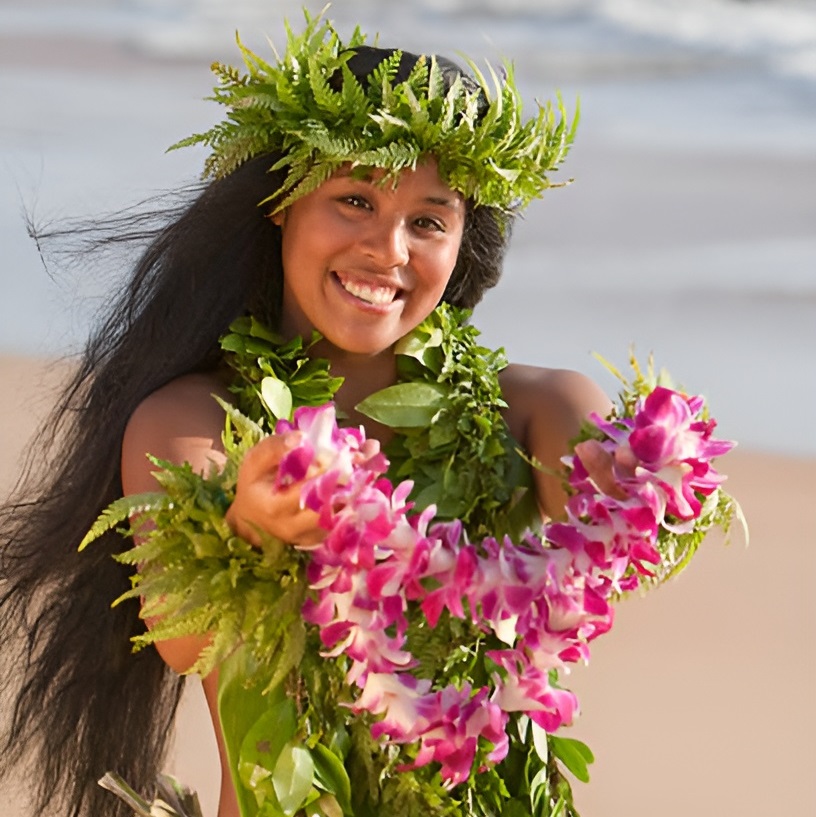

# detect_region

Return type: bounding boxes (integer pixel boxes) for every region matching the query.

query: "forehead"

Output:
[332,159,463,204]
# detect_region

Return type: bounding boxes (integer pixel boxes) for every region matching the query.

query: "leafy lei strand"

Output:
[168,8,578,214]
[357,305,540,540]
[222,304,541,542]
[80,305,741,817]
[80,304,591,815]
[219,314,344,423]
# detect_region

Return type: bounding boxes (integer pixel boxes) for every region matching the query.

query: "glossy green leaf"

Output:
[529,767,550,816]
[217,655,275,816]
[394,326,442,361]
[260,377,293,421]
[272,742,315,815]
[531,722,549,763]
[236,699,297,814]
[217,646,294,817]
[548,735,594,784]
[356,382,446,427]
[311,743,353,814]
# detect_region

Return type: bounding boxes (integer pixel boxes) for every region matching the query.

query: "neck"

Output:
[315,342,398,443]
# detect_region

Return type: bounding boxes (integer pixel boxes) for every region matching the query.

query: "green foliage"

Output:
[84,313,743,817]
[548,736,594,785]
[590,350,676,418]
[78,491,169,550]
[220,315,343,425]
[358,304,539,540]
[219,648,290,817]
[82,433,308,680]
[169,8,578,214]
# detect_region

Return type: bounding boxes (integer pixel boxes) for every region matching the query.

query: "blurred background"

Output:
[1,1,814,815]
[2,0,815,453]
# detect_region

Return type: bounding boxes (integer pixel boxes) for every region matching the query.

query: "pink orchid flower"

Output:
[266,385,733,787]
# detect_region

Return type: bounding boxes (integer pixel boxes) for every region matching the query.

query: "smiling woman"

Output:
[0,9,649,817]
[275,161,465,359]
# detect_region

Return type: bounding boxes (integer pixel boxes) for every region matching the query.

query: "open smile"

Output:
[334,271,402,307]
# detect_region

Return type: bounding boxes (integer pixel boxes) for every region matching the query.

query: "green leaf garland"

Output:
[359,304,540,541]
[169,8,578,214]
[82,306,740,817]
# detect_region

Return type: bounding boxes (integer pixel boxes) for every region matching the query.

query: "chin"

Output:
[320,331,397,358]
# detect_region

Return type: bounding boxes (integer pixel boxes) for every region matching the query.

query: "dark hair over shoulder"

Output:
[0,46,512,817]
[0,154,286,817]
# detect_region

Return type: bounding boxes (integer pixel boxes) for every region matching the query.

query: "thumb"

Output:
[574,439,628,500]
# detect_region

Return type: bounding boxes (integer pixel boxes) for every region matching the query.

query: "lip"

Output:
[332,270,404,311]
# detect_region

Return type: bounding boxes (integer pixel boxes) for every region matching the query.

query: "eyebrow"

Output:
[335,169,463,209]
[423,195,462,210]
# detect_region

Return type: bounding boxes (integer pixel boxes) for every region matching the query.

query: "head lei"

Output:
[171,8,579,214]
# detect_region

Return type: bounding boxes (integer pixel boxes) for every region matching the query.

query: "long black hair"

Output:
[0,45,512,817]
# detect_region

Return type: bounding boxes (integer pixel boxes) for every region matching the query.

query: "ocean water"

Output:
[1,0,814,455]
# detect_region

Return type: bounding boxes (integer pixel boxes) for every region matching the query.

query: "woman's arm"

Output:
[121,373,232,671]
[120,373,323,817]
[500,363,612,521]
[121,373,326,665]
[121,373,239,816]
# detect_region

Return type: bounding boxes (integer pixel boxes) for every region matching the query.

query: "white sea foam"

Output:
[136,0,816,84]
[5,0,816,84]
[594,0,816,82]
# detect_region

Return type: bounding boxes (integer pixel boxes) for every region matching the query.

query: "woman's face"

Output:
[275,159,465,357]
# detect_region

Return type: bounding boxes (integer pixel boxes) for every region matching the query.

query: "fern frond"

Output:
[173,8,577,213]
[78,492,167,550]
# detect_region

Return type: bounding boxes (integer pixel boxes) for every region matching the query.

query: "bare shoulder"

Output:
[499,363,611,442]
[499,363,611,520]
[121,372,233,494]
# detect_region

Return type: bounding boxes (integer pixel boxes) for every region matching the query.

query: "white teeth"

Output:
[338,276,397,305]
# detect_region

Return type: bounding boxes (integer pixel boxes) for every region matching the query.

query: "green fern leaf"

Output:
[78,492,167,550]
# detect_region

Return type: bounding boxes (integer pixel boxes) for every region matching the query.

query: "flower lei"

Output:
[81,305,740,817]
[169,8,578,213]
[264,360,737,790]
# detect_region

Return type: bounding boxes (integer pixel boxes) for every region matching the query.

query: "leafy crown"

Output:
[170,8,579,213]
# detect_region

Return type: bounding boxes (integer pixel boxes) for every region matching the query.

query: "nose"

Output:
[361,216,410,269]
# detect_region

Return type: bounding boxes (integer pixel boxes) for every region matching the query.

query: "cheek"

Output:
[435,236,464,288]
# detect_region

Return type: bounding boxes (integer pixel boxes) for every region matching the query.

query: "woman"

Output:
[0,14,608,817]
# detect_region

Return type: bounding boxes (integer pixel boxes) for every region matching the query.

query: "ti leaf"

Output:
[272,743,316,815]
[356,382,447,427]
[219,646,291,817]
[311,744,353,815]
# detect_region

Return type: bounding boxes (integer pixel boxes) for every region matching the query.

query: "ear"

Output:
[268,208,286,227]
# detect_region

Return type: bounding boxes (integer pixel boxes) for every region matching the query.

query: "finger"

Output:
[237,482,322,541]
[291,524,330,549]
[284,510,326,548]
[240,432,303,482]
[252,506,323,548]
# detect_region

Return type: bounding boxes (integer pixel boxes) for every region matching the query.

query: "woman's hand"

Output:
[226,431,327,549]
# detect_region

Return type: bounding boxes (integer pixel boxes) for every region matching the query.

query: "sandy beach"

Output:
[1,355,814,817]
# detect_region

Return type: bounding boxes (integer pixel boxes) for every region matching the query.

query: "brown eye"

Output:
[415,216,444,232]
[342,195,372,210]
